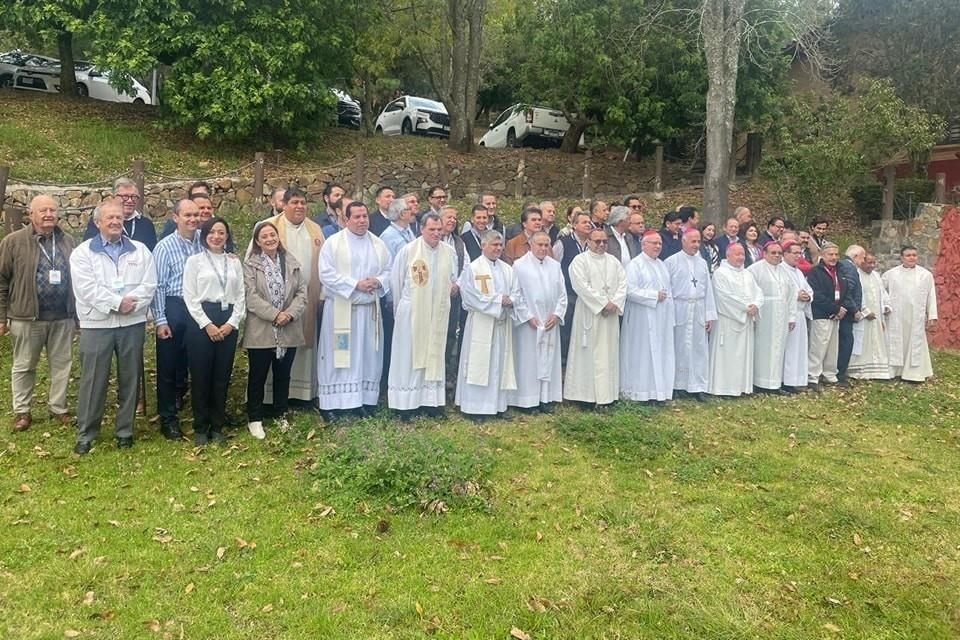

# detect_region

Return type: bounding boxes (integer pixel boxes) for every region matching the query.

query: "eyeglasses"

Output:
[628,204,643,210]
[117,194,140,201]
[592,239,608,245]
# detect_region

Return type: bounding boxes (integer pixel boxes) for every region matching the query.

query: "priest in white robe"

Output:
[708,244,763,397]
[664,229,717,401]
[848,253,892,380]
[316,202,391,417]
[387,214,458,418]
[456,230,521,419]
[780,240,813,392]
[509,232,567,412]
[748,242,797,393]
[883,246,938,382]
[253,188,324,405]
[620,231,675,404]
[563,227,627,407]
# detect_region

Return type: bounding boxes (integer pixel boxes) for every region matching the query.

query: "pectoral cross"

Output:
[691,275,699,288]
[475,274,492,294]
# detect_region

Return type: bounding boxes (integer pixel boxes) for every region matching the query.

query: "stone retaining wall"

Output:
[870,203,943,271]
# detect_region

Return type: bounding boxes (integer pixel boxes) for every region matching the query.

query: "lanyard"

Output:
[124,216,137,239]
[203,250,229,297]
[37,234,56,264]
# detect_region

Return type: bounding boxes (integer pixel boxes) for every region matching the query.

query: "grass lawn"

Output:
[2,315,959,640]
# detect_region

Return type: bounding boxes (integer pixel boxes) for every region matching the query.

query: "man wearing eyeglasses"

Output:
[83,178,158,251]
[758,216,786,246]
[748,241,797,395]
[563,227,627,408]
[420,185,448,222]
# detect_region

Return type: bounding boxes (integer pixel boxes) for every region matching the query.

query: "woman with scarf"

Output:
[242,221,307,440]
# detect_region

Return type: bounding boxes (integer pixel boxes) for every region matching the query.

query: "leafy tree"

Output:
[763,78,943,220]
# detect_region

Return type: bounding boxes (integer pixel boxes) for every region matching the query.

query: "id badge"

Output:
[48,270,62,285]
[220,301,229,312]
[834,290,840,302]
[112,277,124,293]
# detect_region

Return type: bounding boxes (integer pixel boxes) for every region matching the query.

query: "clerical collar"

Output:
[486,258,498,265]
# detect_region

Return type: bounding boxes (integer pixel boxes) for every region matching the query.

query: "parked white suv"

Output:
[375,96,449,137]
[480,103,572,148]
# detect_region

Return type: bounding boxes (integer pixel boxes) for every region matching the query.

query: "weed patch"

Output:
[552,404,684,462]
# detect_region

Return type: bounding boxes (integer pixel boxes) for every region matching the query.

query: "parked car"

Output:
[0,50,58,87]
[479,103,573,149]
[333,89,361,129]
[375,96,449,137]
[73,62,151,104]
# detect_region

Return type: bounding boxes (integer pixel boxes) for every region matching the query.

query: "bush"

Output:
[850,178,935,223]
[309,424,494,513]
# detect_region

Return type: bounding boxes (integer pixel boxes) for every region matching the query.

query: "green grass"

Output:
[2,312,959,639]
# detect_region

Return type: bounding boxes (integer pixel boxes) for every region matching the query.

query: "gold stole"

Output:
[409,239,453,382]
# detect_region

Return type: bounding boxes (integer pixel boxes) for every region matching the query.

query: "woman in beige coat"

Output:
[243,221,307,439]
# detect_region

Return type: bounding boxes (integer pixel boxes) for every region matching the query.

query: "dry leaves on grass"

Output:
[510,627,531,640]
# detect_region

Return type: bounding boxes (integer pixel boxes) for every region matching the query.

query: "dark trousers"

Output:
[380,298,394,396]
[76,324,145,444]
[185,303,238,435]
[837,316,855,379]
[560,293,577,366]
[246,347,297,421]
[156,296,190,428]
[445,295,463,388]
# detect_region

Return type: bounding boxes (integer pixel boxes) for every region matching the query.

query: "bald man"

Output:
[0,195,77,431]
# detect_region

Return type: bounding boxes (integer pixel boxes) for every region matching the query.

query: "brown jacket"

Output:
[242,251,308,349]
[0,225,76,322]
[503,232,553,265]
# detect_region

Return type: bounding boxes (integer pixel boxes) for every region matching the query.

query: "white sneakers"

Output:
[247,421,266,440]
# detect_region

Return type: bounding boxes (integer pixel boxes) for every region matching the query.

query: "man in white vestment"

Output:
[848,253,892,380]
[780,240,813,392]
[387,214,458,419]
[883,245,938,382]
[708,244,763,397]
[563,227,627,407]
[316,202,391,419]
[509,232,567,412]
[748,242,797,394]
[664,229,716,402]
[255,188,324,406]
[456,230,521,420]
[620,231,675,405]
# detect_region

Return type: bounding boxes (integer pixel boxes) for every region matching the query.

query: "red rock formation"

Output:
[931,205,960,349]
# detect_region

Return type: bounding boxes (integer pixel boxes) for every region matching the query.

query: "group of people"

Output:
[0,179,939,454]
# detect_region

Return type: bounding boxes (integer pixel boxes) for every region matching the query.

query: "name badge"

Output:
[112,277,124,293]
[48,270,62,285]
[834,290,840,301]
[220,301,229,312]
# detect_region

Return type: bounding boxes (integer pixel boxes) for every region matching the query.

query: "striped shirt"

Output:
[151,231,201,325]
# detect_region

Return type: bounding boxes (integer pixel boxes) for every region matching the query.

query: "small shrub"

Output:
[309,424,493,513]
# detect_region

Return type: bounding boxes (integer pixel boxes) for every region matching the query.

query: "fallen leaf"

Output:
[853,532,862,546]
[69,548,86,560]
[306,429,316,440]
[415,601,424,617]
[64,631,81,638]
[535,531,543,542]
[510,627,531,640]
[17,483,30,493]
[144,619,162,633]
[261,604,273,613]
[108,520,121,528]
[83,591,95,605]
[485,577,501,585]
[823,623,841,633]
[184,582,194,594]
[216,547,226,560]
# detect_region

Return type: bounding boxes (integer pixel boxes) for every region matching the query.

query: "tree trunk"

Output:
[701,0,746,223]
[361,73,376,136]
[560,119,590,153]
[445,0,486,153]
[57,30,77,98]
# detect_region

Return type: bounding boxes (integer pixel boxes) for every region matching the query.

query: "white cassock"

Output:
[781,262,813,387]
[456,258,521,415]
[620,253,675,402]
[848,268,891,380]
[509,253,567,407]
[748,260,797,390]
[387,238,457,409]
[316,229,391,409]
[563,251,627,405]
[708,260,764,396]
[664,251,717,393]
[883,265,938,381]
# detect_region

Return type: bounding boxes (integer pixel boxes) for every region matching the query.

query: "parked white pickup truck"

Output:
[479,103,573,148]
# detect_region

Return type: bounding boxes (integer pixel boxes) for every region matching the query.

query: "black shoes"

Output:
[160,425,184,441]
[117,436,134,449]
[73,441,91,455]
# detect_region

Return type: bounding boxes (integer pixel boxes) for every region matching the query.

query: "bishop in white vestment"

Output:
[456,231,521,418]
[848,254,891,379]
[883,248,938,382]
[748,243,797,392]
[708,245,763,397]
[509,233,567,410]
[316,204,391,413]
[780,240,813,390]
[387,215,458,414]
[620,232,676,403]
[664,230,717,399]
[564,228,627,406]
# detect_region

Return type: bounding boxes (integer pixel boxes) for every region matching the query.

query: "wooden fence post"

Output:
[654,144,664,195]
[0,165,10,234]
[253,152,266,203]
[935,172,946,203]
[582,149,592,200]
[439,148,450,198]
[882,165,896,221]
[132,159,145,198]
[353,148,366,201]
[514,148,525,199]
